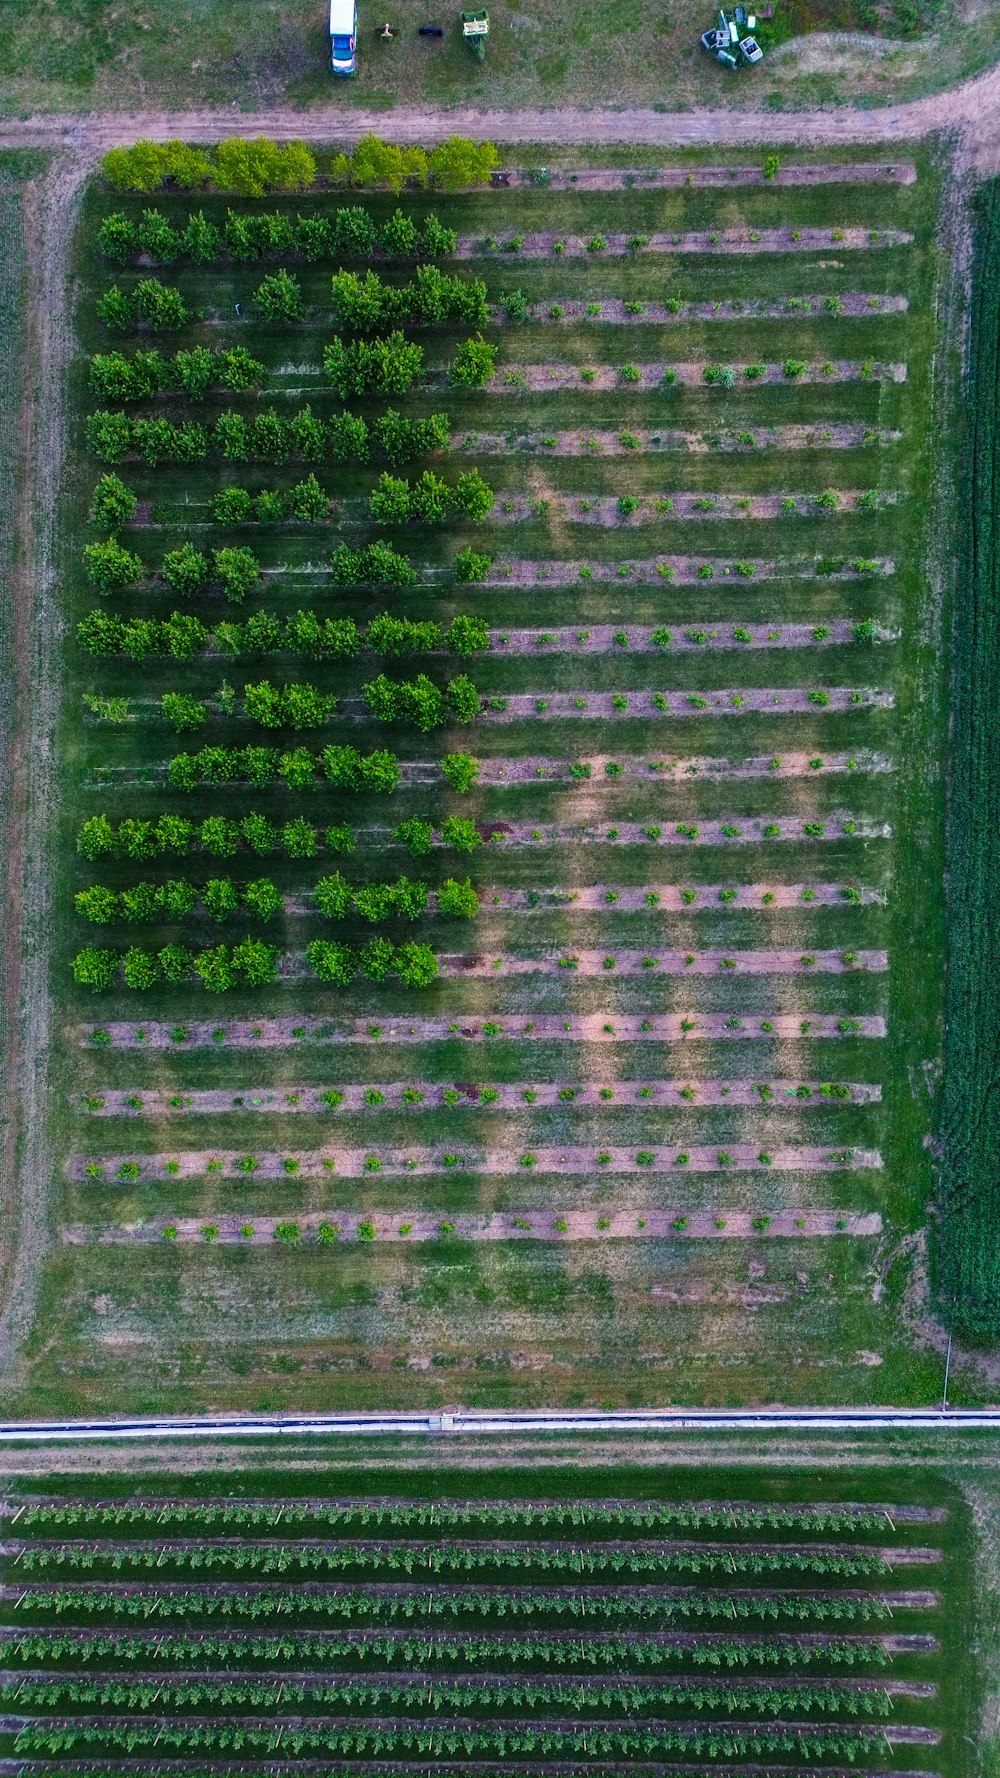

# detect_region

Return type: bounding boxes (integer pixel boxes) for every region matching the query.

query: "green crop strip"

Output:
[936,176,1000,1340]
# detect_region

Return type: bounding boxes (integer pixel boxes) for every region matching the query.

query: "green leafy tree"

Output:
[204,878,239,922]
[243,878,283,920]
[307,939,357,983]
[455,546,493,582]
[444,616,489,657]
[288,473,328,522]
[98,212,139,261]
[86,409,133,464]
[72,948,118,991]
[75,886,119,923]
[380,209,418,256]
[394,941,439,986]
[437,878,479,918]
[78,815,116,860]
[174,345,216,399]
[214,546,260,602]
[162,541,210,594]
[446,674,481,723]
[92,473,137,529]
[84,537,144,593]
[344,134,428,194]
[395,816,434,855]
[219,347,265,391]
[184,210,223,261]
[315,872,353,918]
[214,137,316,196]
[449,470,494,521]
[282,816,319,857]
[233,936,282,985]
[441,815,482,853]
[359,936,397,981]
[159,944,195,982]
[123,947,161,990]
[428,136,499,191]
[102,142,174,192]
[441,752,480,791]
[201,815,240,856]
[369,473,412,524]
[255,269,305,322]
[162,692,207,733]
[133,279,189,329]
[214,486,254,523]
[242,813,278,854]
[193,944,237,992]
[449,334,497,388]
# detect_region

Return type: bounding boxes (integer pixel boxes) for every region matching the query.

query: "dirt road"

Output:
[0,46,999,168]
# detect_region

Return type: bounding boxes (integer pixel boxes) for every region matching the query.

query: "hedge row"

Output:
[75,793,478,862]
[99,206,458,267]
[89,346,264,402]
[101,134,498,198]
[78,608,490,662]
[76,874,479,926]
[71,938,439,992]
[86,407,450,468]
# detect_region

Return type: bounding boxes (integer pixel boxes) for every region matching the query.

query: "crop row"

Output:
[86,406,450,468]
[79,611,491,665]
[7,1716,894,1760]
[8,1542,894,1581]
[81,1012,882,1051]
[75,809,873,866]
[96,200,907,270]
[0,1628,897,1670]
[74,874,476,927]
[71,936,441,993]
[1,1500,917,1537]
[100,134,497,200]
[0,1675,895,1716]
[81,1078,870,1115]
[9,1586,899,1626]
[99,205,459,266]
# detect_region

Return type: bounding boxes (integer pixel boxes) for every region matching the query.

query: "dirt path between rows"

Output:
[78,1011,888,1051]
[0,78,995,165]
[0,156,86,1379]
[86,1077,880,1117]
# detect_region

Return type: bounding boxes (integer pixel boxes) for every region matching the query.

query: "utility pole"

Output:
[942,1330,953,1411]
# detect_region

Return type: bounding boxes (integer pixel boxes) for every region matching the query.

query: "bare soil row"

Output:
[75,1143,882,1185]
[64,1209,883,1248]
[481,555,891,586]
[488,360,907,392]
[474,689,889,721]
[457,227,913,259]
[460,424,900,456]
[78,1012,888,1052]
[501,294,909,326]
[490,499,883,529]
[83,1078,881,1118]
[503,165,916,191]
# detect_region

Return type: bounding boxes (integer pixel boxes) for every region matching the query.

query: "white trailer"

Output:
[330,0,357,74]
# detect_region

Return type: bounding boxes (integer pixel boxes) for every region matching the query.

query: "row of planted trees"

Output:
[101,134,498,198]
[72,936,440,993]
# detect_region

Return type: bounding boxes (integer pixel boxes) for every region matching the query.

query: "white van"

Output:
[330,0,357,74]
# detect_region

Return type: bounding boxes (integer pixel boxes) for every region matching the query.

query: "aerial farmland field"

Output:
[0,1452,980,1778]
[2,140,961,1417]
